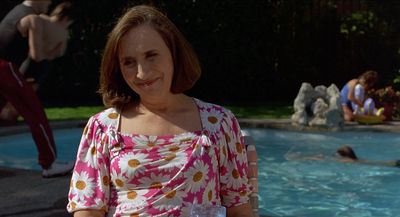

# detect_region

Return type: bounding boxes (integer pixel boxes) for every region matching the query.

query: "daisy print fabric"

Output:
[67,99,252,216]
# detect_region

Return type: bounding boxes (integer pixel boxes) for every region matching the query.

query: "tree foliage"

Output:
[1,0,400,105]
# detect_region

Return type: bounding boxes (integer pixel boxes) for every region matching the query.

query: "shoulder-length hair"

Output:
[358,70,378,89]
[98,5,201,108]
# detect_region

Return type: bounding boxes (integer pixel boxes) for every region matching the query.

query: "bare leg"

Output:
[342,105,353,121]
[0,102,19,122]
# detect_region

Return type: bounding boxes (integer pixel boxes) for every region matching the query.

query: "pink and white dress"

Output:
[67,98,252,216]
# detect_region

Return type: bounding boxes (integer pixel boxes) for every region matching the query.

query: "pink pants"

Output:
[0,59,56,169]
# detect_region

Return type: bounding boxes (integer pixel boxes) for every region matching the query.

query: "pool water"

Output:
[0,128,82,170]
[245,128,400,217]
[1,127,400,217]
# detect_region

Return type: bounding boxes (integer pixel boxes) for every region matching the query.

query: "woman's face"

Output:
[118,24,174,100]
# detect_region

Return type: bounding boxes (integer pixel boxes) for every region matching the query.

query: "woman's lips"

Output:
[138,78,159,87]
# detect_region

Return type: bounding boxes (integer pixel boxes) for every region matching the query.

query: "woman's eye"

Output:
[147,53,158,61]
[123,59,137,67]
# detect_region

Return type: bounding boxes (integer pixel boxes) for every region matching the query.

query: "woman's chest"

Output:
[108,133,220,189]
[119,109,202,136]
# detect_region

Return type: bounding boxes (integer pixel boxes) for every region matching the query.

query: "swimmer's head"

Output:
[336,145,358,160]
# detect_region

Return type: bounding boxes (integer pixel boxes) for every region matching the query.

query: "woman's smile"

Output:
[137,77,160,87]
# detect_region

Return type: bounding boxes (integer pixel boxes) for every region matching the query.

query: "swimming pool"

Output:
[0,127,82,170]
[244,128,400,217]
[1,127,399,217]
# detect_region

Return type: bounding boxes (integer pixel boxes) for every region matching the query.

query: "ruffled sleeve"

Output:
[218,109,252,207]
[67,115,111,213]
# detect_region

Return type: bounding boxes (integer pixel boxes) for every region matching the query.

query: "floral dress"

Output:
[67,99,252,217]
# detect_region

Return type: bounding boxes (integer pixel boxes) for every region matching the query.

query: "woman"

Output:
[67,5,253,217]
[340,70,378,121]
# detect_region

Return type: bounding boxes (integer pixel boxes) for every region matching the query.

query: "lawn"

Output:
[43,104,293,121]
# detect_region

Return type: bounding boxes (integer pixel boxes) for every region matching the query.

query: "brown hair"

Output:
[98,5,201,108]
[358,70,378,89]
[336,145,358,160]
[50,1,74,21]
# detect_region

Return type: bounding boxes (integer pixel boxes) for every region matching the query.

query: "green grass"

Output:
[44,106,105,121]
[225,105,293,119]
[42,104,293,121]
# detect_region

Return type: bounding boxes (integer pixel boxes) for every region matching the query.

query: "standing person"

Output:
[67,5,253,217]
[0,1,74,124]
[0,0,74,178]
[0,0,50,123]
[340,70,379,121]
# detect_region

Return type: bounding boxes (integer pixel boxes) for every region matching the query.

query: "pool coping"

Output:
[2,118,400,136]
[238,118,400,133]
[0,119,87,136]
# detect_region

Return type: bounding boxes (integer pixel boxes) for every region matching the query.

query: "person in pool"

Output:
[286,145,400,168]
[336,145,400,167]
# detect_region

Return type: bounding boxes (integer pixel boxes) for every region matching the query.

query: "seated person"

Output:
[340,70,379,121]
[351,84,384,116]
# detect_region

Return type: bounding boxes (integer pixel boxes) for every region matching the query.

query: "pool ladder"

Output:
[242,131,259,217]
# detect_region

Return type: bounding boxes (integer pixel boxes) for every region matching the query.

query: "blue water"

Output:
[1,127,400,217]
[0,128,82,170]
[244,128,400,217]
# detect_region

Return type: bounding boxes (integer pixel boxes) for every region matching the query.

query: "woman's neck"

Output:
[137,94,190,114]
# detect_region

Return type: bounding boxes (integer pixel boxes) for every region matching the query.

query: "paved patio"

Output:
[0,119,399,217]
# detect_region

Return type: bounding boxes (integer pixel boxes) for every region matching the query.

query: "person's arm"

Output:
[219,109,254,216]
[347,80,364,107]
[26,15,46,61]
[73,210,105,217]
[227,203,254,217]
[67,116,111,216]
[285,152,325,161]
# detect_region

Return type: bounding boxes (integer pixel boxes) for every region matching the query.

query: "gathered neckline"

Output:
[115,98,206,138]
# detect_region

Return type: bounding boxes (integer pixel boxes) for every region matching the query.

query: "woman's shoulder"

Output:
[349,79,359,85]
[194,98,233,116]
[194,98,238,132]
[87,107,119,128]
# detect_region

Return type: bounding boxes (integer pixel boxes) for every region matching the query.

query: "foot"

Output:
[42,161,75,178]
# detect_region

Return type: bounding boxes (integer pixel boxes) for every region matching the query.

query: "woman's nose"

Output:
[136,62,149,80]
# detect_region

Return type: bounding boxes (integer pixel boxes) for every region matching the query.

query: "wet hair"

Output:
[358,70,378,89]
[50,1,74,21]
[336,145,358,160]
[98,5,201,108]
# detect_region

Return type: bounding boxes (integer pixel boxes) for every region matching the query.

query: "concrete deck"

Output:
[0,121,84,217]
[1,119,399,217]
[0,167,70,217]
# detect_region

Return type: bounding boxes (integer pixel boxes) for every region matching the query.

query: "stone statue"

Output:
[292,82,344,129]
